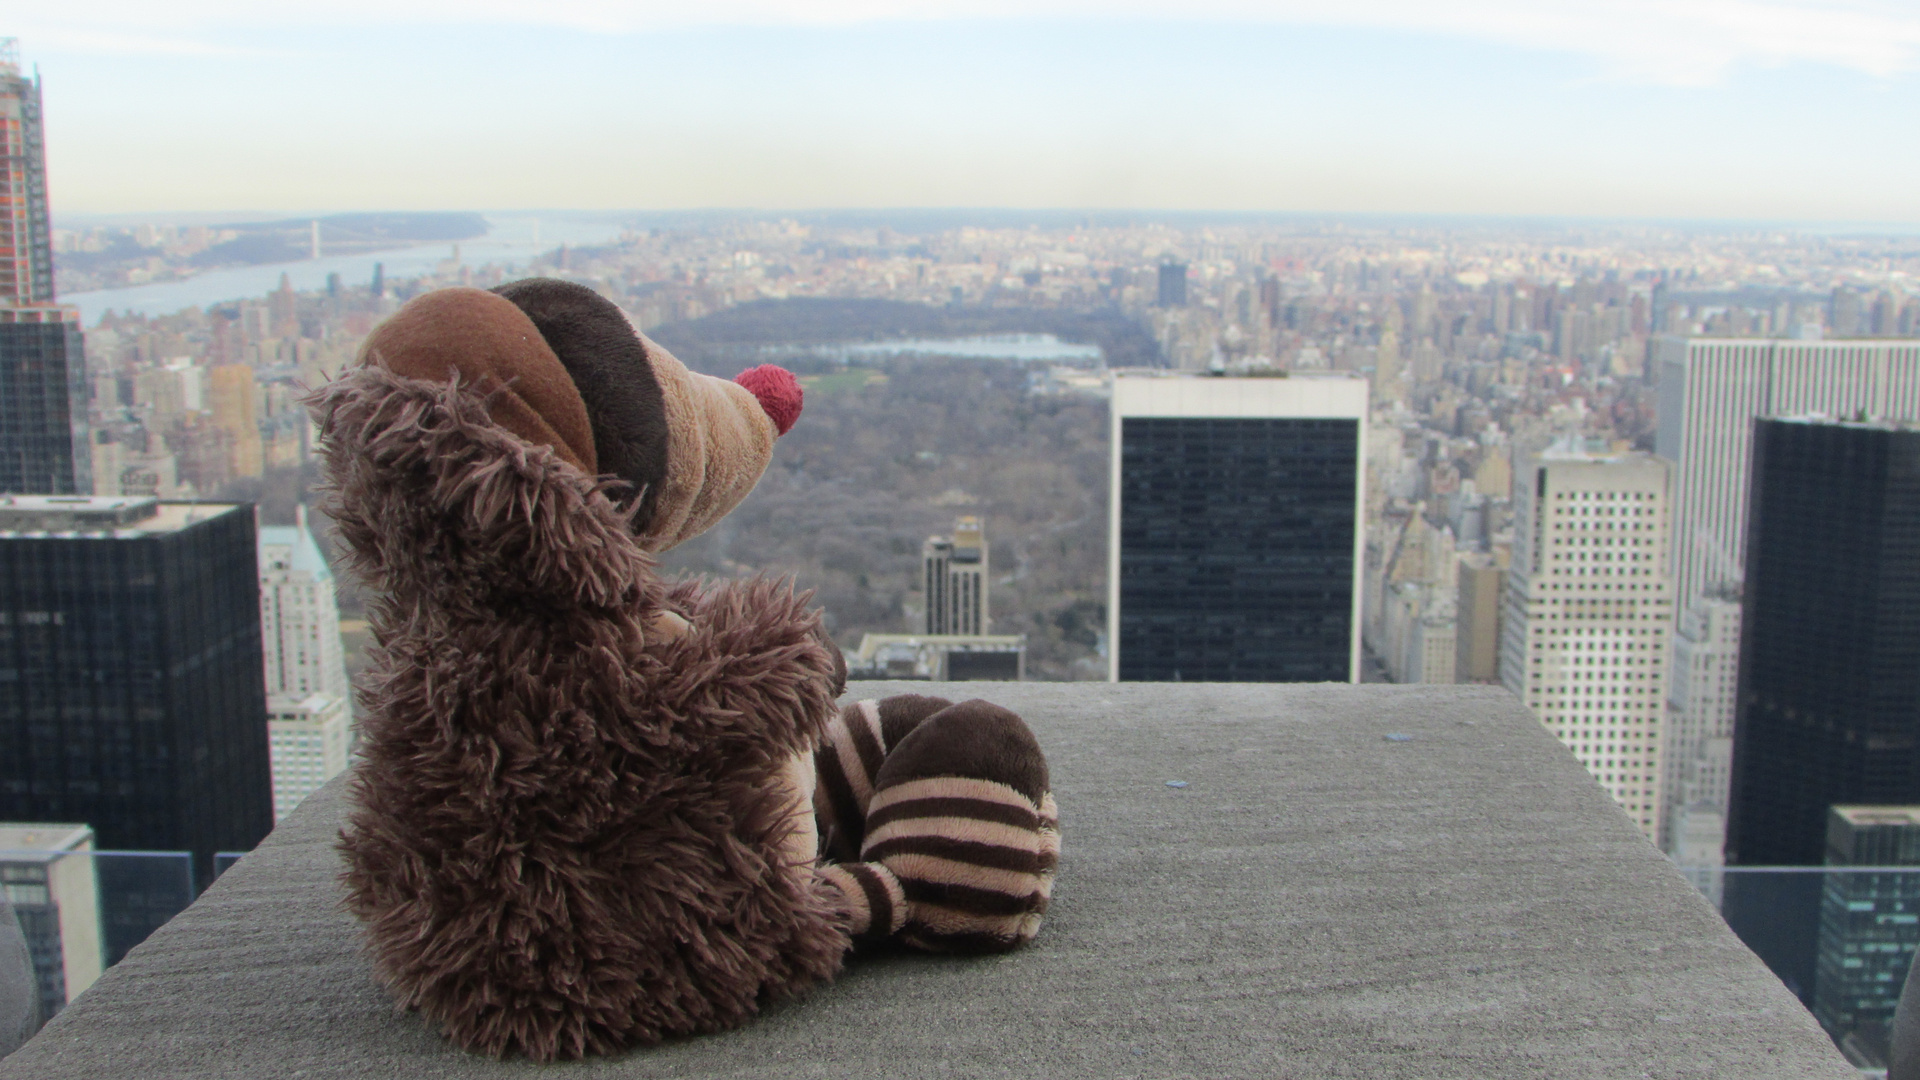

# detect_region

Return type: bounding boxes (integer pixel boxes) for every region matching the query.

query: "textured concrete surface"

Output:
[0,684,1854,1078]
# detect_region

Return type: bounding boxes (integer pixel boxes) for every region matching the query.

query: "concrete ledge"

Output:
[0,684,1853,1078]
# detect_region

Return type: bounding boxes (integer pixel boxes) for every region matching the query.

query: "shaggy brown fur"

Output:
[312,362,848,1061]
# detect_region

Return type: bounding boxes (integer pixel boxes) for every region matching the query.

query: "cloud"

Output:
[17,0,1920,84]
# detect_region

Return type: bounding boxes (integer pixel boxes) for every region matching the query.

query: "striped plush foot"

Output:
[859,700,1058,954]
[813,695,954,863]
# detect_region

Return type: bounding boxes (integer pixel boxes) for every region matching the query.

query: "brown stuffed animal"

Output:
[311,278,1056,1061]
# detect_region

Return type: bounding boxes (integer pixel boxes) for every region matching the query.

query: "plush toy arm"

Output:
[648,577,841,760]
[817,863,909,940]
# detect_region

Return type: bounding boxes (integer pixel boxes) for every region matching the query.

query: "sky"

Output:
[15,1,1920,223]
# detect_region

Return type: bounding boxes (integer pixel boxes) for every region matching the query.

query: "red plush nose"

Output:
[734,364,803,436]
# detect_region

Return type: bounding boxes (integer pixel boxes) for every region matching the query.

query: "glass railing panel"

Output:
[211,852,247,881]
[1677,864,1920,1078]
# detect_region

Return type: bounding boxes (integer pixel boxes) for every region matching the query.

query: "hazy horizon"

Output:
[24,2,1920,222]
[51,207,1920,235]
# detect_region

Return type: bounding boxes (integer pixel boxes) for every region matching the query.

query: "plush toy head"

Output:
[357,278,800,551]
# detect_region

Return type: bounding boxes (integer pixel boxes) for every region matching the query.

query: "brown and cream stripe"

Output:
[812,695,955,863]
[861,775,1058,953]
[818,862,908,939]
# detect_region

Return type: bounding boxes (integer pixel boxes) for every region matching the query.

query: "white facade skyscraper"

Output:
[1500,447,1673,840]
[0,823,101,1026]
[1654,337,1920,854]
[264,695,351,823]
[1655,337,1920,609]
[258,506,349,701]
[257,506,351,820]
[1661,596,1741,853]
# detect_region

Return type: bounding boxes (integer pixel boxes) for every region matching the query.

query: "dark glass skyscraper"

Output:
[1727,418,1920,868]
[0,498,272,933]
[1812,805,1920,1067]
[1156,262,1188,308]
[1109,375,1366,682]
[1723,417,1920,1006]
[0,311,89,494]
[0,40,88,496]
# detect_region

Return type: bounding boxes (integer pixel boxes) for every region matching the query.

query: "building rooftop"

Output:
[1832,805,1920,828]
[0,684,1853,1078]
[0,498,242,538]
[0,824,90,859]
[1772,412,1920,432]
[257,525,333,582]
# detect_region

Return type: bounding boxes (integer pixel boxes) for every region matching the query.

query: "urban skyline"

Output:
[14,20,1920,1068]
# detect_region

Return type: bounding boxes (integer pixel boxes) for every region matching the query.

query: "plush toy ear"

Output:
[491,278,671,531]
[491,278,802,552]
[357,288,599,476]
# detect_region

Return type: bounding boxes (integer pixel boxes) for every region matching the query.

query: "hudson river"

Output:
[65,215,629,323]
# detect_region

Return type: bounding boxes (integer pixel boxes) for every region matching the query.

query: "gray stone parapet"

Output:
[0,684,1854,1078]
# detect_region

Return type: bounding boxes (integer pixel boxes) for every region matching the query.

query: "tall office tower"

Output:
[0,42,51,306]
[1658,338,1920,852]
[264,695,350,822]
[258,507,349,701]
[0,496,272,960]
[1454,552,1504,682]
[258,507,352,821]
[1723,418,1920,1006]
[1661,595,1740,853]
[1812,806,1920,1068]
[1654,336,1920,616]
[207,365,264,479]
[0,41,88,496]
[1156,262,1188,308]
[923,515,989,636]
[1499,447,1672,840]
[0,823,101,1026]
[1109,373,1367,683]
[1727,418,1920,867]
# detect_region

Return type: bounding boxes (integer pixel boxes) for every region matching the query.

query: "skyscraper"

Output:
[1654,337,1920,613]
[1726,418,1920,868]
[264,695,350,823]
[1499,446,1673,840]
[1723,417,1920,1006]
[0,496,272,915]
[922,515,989,636]
[1109,373,1367,683]
[1662,595,1741,853]
[258,507,350,702]
[258,507,352,820]
[1156,262,1188,308]
[0,40,88,496]
[1655,338,1920,857]
[207,365,264,480]
[1454,551,1504,683]
[1813,805,1920,1069]
[0,823,101,1025]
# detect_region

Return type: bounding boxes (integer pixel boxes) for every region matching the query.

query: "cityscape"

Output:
[5,10,1920,1077]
